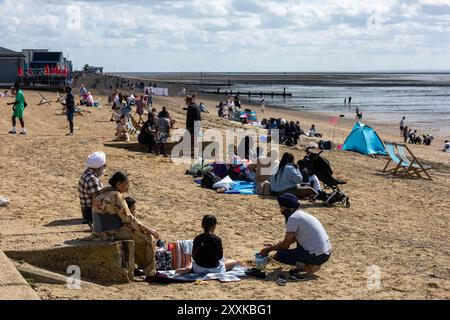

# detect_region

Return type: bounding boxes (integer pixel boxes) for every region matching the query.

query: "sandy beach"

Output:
[0,86,449,300]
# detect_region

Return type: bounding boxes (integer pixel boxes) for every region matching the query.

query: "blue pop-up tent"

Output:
[342,122,386,155]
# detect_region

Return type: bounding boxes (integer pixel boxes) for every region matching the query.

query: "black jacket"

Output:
[186,103,201,132]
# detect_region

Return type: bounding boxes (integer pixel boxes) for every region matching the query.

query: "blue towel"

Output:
[194,179,255,195]
[224,181,256,195]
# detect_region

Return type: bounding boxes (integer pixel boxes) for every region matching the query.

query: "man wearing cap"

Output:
[259,193,331,276]
[78,152,107,225]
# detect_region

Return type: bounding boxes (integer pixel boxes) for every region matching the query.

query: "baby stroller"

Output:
[301,150,350,208]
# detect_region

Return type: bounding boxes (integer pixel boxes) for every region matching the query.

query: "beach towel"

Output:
[224,181,256,195]
[169,240,193,270]
[157,264,248,283]
[194,179,256,195]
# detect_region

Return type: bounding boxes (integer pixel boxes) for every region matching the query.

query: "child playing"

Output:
[155,114,170,157]
[125,197,136,216]
[136,95,145,124]
[191,214,238,275]
[115,115,130,142]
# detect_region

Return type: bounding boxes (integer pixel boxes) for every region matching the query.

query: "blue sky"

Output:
[1,0,450,72]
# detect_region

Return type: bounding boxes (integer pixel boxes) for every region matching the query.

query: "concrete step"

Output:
[0,250,40,300]
[5,240,135,283]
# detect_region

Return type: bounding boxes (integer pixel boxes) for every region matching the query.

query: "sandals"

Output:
[276,274,287,286]
[288,270,305,281]
[245,268,266,279]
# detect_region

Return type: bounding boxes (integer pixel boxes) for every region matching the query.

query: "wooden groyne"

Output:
[201,88,292,98]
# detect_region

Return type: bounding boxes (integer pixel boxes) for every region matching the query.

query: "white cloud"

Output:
[0,0,449,71]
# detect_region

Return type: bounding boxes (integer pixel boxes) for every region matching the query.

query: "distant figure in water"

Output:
[344,98,347,105]
[348,96,352,104]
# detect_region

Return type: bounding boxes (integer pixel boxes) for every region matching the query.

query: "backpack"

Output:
[319,140,332,150]
[201,171,221,189]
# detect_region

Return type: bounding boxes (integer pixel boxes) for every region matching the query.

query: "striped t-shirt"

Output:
[286,210,332,256]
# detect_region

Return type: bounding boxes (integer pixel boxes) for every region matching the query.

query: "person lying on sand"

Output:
[92,171,161,283]
[259,193,331,277]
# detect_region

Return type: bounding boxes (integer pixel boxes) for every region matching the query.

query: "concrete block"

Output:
[4,240,135,283]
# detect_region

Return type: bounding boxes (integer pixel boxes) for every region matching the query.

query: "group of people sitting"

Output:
[79,84,96,107]
[216,95,242,118]
[137,106,172,156]
[402,126,434,145]
[260,118,322,147]
[78,151,332,283]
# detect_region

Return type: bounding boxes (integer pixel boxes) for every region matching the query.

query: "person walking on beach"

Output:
[136,95,145,125]
[399,117,406,137]
[260,99,266,113]
[7,83,26,135]
[78,151,106,226]
[258,193,331,277]
[62,86,75,136]
[185,96,202,158]
[402,126,409,143]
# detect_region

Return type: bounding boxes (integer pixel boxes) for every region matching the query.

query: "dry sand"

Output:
[0,90,449,300]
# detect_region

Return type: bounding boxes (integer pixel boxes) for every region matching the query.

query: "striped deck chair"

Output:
[126,115,139,136]
[396,143,432,180]
[383,141,408,175]
[129,115,142,133]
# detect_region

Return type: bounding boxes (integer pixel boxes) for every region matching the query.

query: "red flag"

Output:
[18,66,24,76]
[45,65,50,75]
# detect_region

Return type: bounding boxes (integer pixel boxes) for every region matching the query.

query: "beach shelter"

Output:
[342,122,386,155]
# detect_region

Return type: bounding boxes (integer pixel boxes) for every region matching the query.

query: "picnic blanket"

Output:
[158,264,248,283]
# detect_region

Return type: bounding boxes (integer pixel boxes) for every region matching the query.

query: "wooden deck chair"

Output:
[56,92,65,103]
[38,92,52,106]
[129,115,141,135]
[382,141,408,175]
[396,143,432,180]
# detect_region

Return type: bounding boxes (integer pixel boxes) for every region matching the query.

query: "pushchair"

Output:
[301,150,350,208]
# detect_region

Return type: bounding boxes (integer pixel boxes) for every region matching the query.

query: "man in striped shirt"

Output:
[78,152,106,225]
[259,193,331,276]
